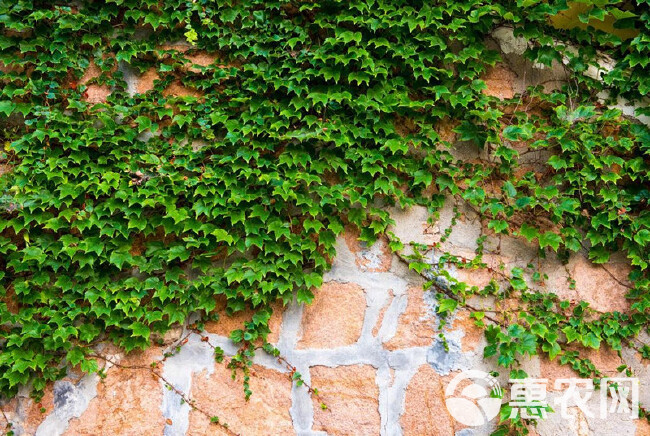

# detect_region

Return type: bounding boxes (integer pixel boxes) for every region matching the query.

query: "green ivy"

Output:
[0,1,648,433]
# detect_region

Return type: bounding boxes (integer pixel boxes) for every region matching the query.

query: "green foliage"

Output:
[0,4,648,433]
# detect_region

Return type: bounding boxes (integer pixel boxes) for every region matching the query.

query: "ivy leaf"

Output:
[542,341,562,360]
[0,100,15,116]
[304,272,323,289]
[221,9,238,23]
[519,223,539,242]
[252,309,271,326]
[581,332,601,349]
[563,327,581,343]
[338,30,362,44]
[296,287,314,304]
[413,170,433,187]
[437,298,458,314]
[135,116,153,133]
[212,229,234,245]
[588,245,611,264]
[383,139,408,154]
[109,251,133,269]
[130,322,150,340]
[634,229,650,246]
[547,155,568,170]
[488,219,509,234]
[502,181,517,198]
[539,232,562,251]
[66,348,85,366]
[503,124,532,141]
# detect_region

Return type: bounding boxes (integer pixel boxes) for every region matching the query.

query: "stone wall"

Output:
[1,27,649,436]
[2,201,649,435]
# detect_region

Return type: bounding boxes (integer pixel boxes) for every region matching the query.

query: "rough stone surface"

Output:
[63,348,165,436]
[344,228,393,272]
[162,81,202,98]
[34,373,100,436]
[373,289,394,337]
[188,363,293,436]
[0,164,11,177]
[401,364,455,436]
[80,60,111,104]
[452,264,495,290]
[540,345,625,390]
[491,26,569,93]
[310,365,380,435]
[136,68,159,94]
[385,285,436,350]
[387,205,437,255]
[204,297,284,345]
[482,64,516,99]
[2,385,54,436]
[636,419,650,436]
[567,254,630,313]
[184,52,220,73]
[452,310,484,353]
[297,281,366,349]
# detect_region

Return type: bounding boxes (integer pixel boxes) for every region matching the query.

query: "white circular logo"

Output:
[444,370,503,426]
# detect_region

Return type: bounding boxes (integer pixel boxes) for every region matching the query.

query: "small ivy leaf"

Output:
[80,358,99,374]
[135,116,152,133]
[212,229,234,245]
[539,232,562,251]
[515,196,533,209]
[109,251,133,269]
[388,239,404,252]
[304,272,323,289]
[130,322,150,340]
[588,245,611,264]
[634,229,650,246]
[32,129,47,142]
[581,332,601,349]
[488,219,509,234]
[567,106,596,122]
[503,124,533,141]
[221,8,238,23]
[66,348,85,366]
[547,155,568,170]
[437,298,458,314]
[562,327,581,343]
[413,170,433,187]
[296,287,314,304]
[502,181,516,197]
[518,332,538,355]
[168,245,191,262]
[530,323,548,338]
[519,223,539,242]
[0,100,16,116]
[252,309,271,326]
[338,30,362,44]
[542,341,562,360]
[184,27,198,45]
[383,138,408,154]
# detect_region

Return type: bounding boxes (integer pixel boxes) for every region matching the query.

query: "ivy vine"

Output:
[0,1,648,434]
